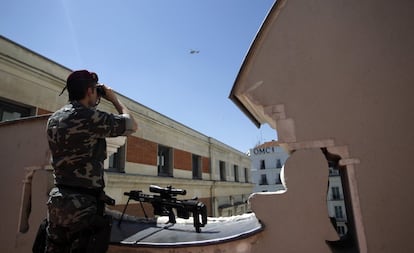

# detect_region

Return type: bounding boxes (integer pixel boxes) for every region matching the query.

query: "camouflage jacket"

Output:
[46,101,126,189]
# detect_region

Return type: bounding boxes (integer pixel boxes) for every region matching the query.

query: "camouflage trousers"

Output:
[46,187,101,253]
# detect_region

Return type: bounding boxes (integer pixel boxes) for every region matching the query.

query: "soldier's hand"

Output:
[100,84,117,103]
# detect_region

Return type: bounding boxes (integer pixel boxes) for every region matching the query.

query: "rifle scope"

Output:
[149,185,186,196]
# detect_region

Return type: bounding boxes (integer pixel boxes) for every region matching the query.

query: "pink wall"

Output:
[231,0,414,252]
[0,116,51,253]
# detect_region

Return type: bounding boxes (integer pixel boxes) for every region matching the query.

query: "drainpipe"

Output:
[208,137,215,216]
[210,180,216,217]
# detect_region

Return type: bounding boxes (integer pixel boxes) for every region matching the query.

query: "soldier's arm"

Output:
[101,85,138,135]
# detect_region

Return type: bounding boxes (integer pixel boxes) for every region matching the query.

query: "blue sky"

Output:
[1,0,277,153]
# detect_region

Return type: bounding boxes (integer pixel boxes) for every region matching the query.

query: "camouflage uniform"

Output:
[45,101,126,253]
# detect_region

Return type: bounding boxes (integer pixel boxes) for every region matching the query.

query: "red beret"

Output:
[59,70,99,96]
[67,70,98,86]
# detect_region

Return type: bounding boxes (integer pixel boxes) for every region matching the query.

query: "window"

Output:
[329,167,340,176]
[158,145,173,177]
[108,145,125,172]
[337,225,346,236]
[234,165,239,182]
[276,159,282,168]
[275,173,282,184]
[334,206,344,219]
[332,187,341,200]
[219,161,226,181]
[259,174,268,185]
[244,167,249,183]
[323,149,353,246]
[0,99,34,121]
[192,154,202,180]
[260,160,266,170]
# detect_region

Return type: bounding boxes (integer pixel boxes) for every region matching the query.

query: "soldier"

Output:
[44,70,138,253]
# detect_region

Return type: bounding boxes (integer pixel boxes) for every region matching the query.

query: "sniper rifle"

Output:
[120,185,207,233]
